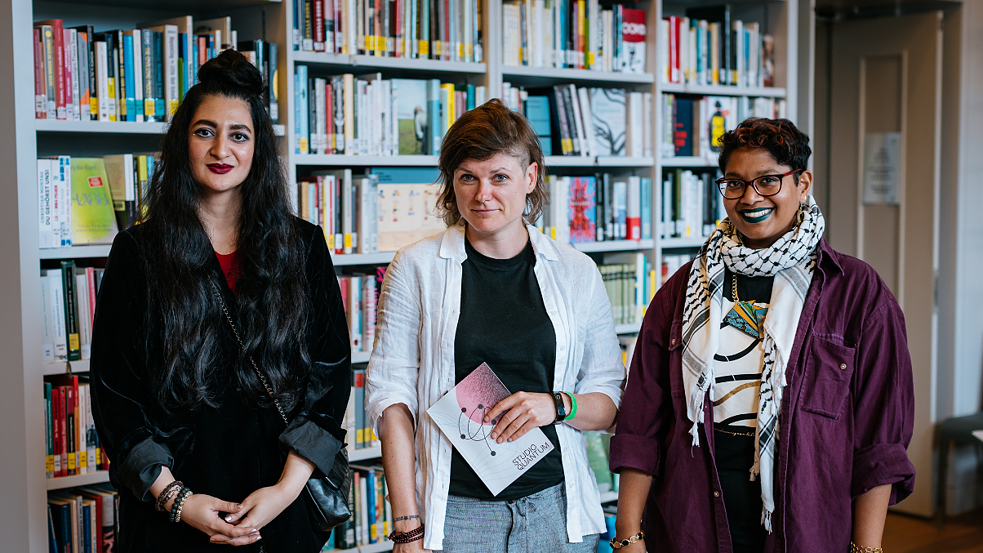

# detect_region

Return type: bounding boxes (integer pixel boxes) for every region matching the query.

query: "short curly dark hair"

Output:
[718,118,811,176]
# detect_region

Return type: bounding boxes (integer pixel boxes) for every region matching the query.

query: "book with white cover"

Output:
[426,363,554,496]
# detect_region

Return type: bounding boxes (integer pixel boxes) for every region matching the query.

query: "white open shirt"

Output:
[365,221,626,550]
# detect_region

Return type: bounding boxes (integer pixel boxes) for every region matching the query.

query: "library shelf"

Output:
[293,51,486,75]
[574,239,654,253]
[46,471,110,491]
[661,237,707,249]
[660,82,786,98]
[349,446,382,462]
[660,155,720,168]
[615,323,642,335]
[352,351,371,365]
[502,65,655,86]
[35,120,286,136]
[599,490,619,503]
[295,155,438,167]
[39,245,112,259]
[332,252,397,266]
[42,360,89,376]
[546,156,655,168]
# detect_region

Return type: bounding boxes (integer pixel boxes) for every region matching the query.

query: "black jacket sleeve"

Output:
[279,226,352,476]
[89,231,175,501]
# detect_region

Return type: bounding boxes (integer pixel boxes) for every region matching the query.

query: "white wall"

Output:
[940,0,983,515]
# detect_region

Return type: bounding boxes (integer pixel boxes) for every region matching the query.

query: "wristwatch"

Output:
[552,392,567,424]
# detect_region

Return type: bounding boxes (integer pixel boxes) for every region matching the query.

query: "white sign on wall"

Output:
[863,132,902,205]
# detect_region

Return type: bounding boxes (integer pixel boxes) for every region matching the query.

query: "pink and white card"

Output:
[426,362,555,496]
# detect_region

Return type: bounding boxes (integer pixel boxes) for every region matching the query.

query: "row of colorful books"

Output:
[537,174,653,245]
[295,167,445,254]
[43,373,108,479]
[660,167,726,241]
[42,261,102,363]
[38,154,151,248]
[503,83,652,158]
[294,70,486,156]
[292,0,483,63]
[661,253,699,288]
[501,1,646,73]
[660,94,786,159]
[599,255,654,326]
[340,273,382,355]
[32,17,275,123]
[323,464,392,549]
[47,485,117,553]
[661,6,776,88]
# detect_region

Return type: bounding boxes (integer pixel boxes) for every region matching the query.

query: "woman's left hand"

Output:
[210,483,301,543]
[484,392,556,443]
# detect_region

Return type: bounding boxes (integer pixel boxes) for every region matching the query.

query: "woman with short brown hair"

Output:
[366,99,625,553]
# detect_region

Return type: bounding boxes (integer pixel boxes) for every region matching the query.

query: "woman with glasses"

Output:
[608,118,915,553]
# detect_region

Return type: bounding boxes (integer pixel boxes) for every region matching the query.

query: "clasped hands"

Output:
[483,391,569,444]
[175,479,302,546]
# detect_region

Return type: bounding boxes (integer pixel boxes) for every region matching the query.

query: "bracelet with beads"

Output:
[169,487,193,523]
[388,524,425,544]
[610,531,644,549]
[849,542,883,553]
[155,480,184,512]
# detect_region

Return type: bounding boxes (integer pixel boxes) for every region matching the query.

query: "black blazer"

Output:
[90,219,351,553]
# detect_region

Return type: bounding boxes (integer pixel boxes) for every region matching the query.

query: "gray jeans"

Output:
[435,483,601,553]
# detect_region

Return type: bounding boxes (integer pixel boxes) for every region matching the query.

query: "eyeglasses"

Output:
[715,169,803,199]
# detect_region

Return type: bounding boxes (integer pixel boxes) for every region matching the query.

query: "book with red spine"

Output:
[36,19,66,119]
[313,0,325,51]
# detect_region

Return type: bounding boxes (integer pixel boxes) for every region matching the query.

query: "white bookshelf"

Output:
[293,51,486,74]
[545,156,655,168]
[0,0,811,548]
[502,65,656,85]
[39,245,112,259]
[46,471,110,491]
[295,155,438,167]
[660,82,786,98]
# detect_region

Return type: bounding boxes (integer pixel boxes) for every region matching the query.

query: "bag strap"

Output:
[210,281,290,426]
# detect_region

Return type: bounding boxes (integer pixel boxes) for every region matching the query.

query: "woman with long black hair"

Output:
[90,50,351,552]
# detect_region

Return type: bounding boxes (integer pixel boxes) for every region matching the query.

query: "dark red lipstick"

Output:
[207,163,234,174]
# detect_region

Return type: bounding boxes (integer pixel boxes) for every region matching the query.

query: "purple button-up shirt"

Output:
[610,239,915,553]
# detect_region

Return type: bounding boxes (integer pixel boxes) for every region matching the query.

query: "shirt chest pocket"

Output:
[801,336,856,419]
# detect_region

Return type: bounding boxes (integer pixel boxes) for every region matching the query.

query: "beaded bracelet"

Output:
[388,524,425,544]
[849,542,883,553]
[609,531,644,549]
[169,487,193,523]
[155,480,184,512]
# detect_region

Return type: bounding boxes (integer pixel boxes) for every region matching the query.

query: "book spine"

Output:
[142,30,156,122]
[44,382,54,478]
[33,29,46,119]
[60,261,81,361]
[154,31,165,120]
[51,20,66,119]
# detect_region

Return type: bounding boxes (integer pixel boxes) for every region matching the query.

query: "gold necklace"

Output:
[732,273,740,302]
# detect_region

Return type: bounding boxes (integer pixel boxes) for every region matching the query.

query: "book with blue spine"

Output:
[524,95,553,156]
[427,79,441,154]
[641,177,652,240]
[121,34,136,121]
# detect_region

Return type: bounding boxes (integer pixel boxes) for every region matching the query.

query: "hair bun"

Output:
[196,49,265,97]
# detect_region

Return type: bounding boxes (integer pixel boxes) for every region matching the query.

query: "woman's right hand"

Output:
[177,493,262,546]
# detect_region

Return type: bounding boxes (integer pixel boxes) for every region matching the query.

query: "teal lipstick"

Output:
[739,207,773,223]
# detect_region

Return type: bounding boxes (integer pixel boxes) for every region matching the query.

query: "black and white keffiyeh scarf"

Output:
[681,196,825,532]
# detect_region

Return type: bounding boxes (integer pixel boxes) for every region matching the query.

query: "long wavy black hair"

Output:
[141,50,309,415]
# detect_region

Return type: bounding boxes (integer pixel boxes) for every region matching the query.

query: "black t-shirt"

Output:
[716,268,774,553]
[448,237,564,500]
